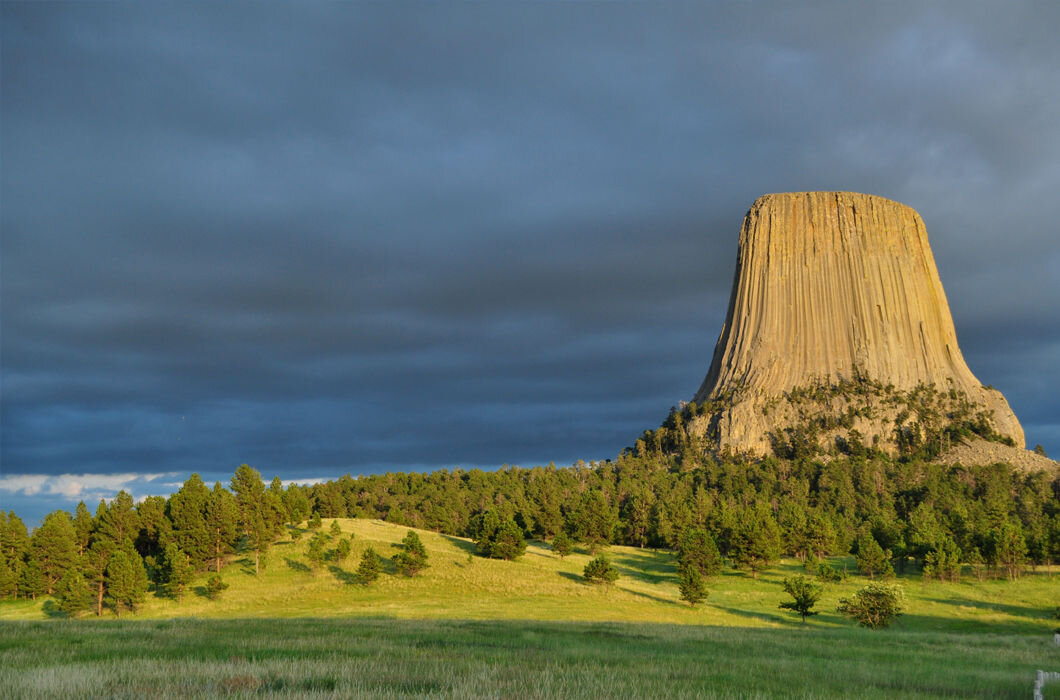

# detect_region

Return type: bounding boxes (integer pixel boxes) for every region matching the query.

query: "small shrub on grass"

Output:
[357,547,380,584]
[329,520,342,537]
[678,565,708,607]
[815,562,844,583]
[552,531,573,558]
[837,582,905,629]
[308,513,322,530]
[393,530,429,576]
[779,575,823,623]
[206,575,229,600]
[335,538,352,562]
[583,556,619,585]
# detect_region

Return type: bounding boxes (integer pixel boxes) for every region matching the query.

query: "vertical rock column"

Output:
[693,191,1023,454]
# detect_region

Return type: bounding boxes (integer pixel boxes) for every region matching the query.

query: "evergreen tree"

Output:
[854,534,893,580]
[206,574,229,600]
[135,495,172,566]
[231,464,269,576]
[98,491,140,549]
[1,511,29,599]
[989,521,1028,580]
[29,511,79,595]
[20,559,46,599]
[104,549,149,616]
[335,538,352,562]
[730,505,782,579]
[206,482,240,573]
[283,485,311,526]
[0,558,16,599]
[306,533,328,571]
[393,530,429,576]
[471,510,527,560]
[583,555,619,585]
[72,501,94,556]
[308,512,323,530]
[922,535,962,582]
[83,539,116,617]
[779,575,823,623]
[265,477,290,535]
[329,520,342,538]
[54,568,93,618]
[677,528,723,577]
[357,547,380,584]
[552,531,574,558]
[567,491,617,554]
[168,474,211,569]
[161,543,194,602]
[678,565,708,607]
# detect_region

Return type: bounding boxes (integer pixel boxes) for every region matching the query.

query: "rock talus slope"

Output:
[693,191,1024,455]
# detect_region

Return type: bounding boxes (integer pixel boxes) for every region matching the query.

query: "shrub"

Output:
[552,531,573,558]
[837,583,905,629]
[583,556,619,585]
[678,565,708,607]
[206,575,229,600]
[779,575,823,623]
[357,547,380,584]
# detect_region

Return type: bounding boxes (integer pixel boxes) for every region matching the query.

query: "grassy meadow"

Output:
[2,518,1058,697]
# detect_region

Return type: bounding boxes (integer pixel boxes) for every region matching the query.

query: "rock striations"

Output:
[692,191,1024,457]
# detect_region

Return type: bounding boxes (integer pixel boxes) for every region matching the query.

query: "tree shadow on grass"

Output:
[328,565,358,586]
[609,552,677,585]
[559,571,585,585]
[440,535,477,556]
[284,557,311,573]
[234,557,256,576]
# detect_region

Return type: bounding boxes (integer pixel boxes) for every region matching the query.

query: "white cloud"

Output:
[0,472,181,501]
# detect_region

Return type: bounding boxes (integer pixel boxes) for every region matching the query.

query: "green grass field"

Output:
[2,519,1058,697]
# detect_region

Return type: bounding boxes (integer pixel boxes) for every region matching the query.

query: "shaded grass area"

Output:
[1,617,1055,698]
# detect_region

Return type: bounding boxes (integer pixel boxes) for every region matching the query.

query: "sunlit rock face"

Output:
[692,191,1024,455]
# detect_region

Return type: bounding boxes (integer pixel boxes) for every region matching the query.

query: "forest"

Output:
[2,397,1057,619]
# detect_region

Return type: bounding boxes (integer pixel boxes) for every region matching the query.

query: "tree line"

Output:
[1,415,1057,615]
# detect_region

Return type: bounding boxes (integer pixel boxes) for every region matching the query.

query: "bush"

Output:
[552,531,573,558]
[357,547,380,584]
[779,575,823,623]
[678,565,708,607]
[205,575,229,600]
[583,556,619,585]
[393,530,429,576]
[837,583,905,629]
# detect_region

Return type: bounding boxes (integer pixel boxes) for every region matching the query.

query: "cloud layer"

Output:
[3,3,1058,524]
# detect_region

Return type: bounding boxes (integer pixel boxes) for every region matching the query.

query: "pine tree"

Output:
[583,555,619,585]
[989,521,1028,580]
[854,534,893,580]
[54,568,93,618]
[29,511,79,595]
[329,520,342,538]
[231,464,269,576]
[206,482,240,573]
[393,530,429,576]
[567,491,617,554]
[306,533,328,571]
[98,491,140,549]
[357,547,380,584]
[161,543,194,602]
[552,531,574,558]
[206,574,229,600]
[335,538,352,562]
[135,495,172,567]
[0,558,16,599]
[72,501,94,556]
[471,510,526,560]
[105,548,149,616]
[678,565,708,607]
[168,474,211,569]
[779,575,823,623]
[730,504,782,579]
[265,477,290,535]
[677,528,723,577]
[83,539,115,616]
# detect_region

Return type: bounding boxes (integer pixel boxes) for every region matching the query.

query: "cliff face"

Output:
[693,191,1024,455]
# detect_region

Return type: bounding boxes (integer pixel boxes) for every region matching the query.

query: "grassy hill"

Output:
[2,518,1058,697]
[2,517,1056,633]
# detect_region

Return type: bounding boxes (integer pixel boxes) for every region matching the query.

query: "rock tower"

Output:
[692,191,1024,456]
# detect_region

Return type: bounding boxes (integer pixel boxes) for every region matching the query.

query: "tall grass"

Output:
[1,617,1054,698]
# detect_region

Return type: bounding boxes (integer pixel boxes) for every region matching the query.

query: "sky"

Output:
[2,2,1058,527]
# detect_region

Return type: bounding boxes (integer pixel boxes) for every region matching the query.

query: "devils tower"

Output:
[691,191,1024,457]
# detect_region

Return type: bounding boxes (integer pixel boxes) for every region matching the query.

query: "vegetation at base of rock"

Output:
[837,583,905,629]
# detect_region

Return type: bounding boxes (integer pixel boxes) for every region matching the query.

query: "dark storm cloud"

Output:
[3,2,1059,522]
